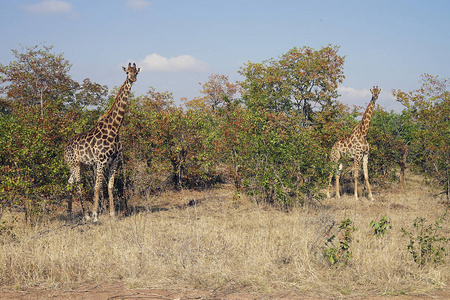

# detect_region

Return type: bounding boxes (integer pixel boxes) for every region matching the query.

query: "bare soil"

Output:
[1,283,450,300]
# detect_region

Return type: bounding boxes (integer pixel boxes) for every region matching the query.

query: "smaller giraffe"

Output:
[64,63,141,221]
[327,86,382,201]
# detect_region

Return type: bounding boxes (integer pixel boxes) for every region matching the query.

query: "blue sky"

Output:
[1,0,449,111]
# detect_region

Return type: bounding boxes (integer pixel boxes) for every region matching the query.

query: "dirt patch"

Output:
[1,284,450,300]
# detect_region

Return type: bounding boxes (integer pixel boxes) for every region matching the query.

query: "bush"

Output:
[370,216,392,237]
[324,218,357,266]
[401,211,449,266]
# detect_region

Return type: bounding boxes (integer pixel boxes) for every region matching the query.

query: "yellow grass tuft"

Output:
[0,173,449,298]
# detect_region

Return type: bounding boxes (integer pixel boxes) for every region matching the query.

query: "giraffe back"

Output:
[64,123,121,168]
[330,132,370,163]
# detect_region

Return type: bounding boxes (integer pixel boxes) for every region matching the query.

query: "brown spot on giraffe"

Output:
[327,86,382,201]
[64,63,141,222]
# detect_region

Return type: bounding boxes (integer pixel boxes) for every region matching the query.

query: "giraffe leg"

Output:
[363,154,373,201]
[92,164,105,222]
[67,179,73,216]
[335,174,340,199]
[335,163,342,199]
[68,164,82,218]
[328,150,340,199]
[107,157,119,218]
[78,182,90,220]
[327,160,336,199]
[353,161,359,200]
[327,172,333,199]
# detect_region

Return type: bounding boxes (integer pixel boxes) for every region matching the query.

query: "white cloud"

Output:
[337,86,371,106]
[338,86,401,111]
[126,0,151,10]
[20,0,73,14]
[140,53,209,73]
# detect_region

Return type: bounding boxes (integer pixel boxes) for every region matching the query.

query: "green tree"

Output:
[122,86,222,192]
[227,108,329,207]
[120,87,178,192]
[198,73,240,111]
[185,74,243,190]
[0,44,108,214]
[368,107,419,187]
[394,74,450,199]
[0,44,107,116]
[239,45,345,125]
[235,46,345,206]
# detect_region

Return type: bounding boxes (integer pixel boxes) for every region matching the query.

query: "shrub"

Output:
[370,216,392,237]
[324,219,357,266]
[401,211,449,266]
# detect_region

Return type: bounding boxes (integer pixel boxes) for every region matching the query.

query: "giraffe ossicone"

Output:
[327,86,382,201]
[64,62,141,222]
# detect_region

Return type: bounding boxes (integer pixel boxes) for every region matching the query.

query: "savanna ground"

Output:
[1,172,449,300]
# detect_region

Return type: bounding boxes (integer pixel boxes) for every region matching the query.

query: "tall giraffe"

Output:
[327,86,382,201]
[64,63,141,221]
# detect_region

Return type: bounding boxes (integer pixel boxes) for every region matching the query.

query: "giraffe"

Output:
[64,63,141,221]
[327,86,382,201]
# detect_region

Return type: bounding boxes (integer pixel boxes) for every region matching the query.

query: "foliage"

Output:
[0,44,107,115]
[368,107,419,186]
[2,43,449,219]
[246,110,331,207]
[394,74,450,198]
[401,211,449,266]
[314,101,359,148]
[0,45,107,213]
[195,73,240,111]
[235,45,345,206]
[324,219,357,266]
[239,45,345,125]
[370,216,392,237]
[121,86,223,193]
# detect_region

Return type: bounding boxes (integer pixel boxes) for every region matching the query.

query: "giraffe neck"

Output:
[99,79,132,134]
[356,98,375,138]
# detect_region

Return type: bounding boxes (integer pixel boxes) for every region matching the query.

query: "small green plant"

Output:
[401,211,449,266]
[324,218,357,266]
[370,216,392,237]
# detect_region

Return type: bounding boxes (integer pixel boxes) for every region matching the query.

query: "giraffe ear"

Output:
[137,67,142,73]
[122,66,127,73]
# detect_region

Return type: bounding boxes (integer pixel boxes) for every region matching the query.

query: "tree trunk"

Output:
[399,145,408,189]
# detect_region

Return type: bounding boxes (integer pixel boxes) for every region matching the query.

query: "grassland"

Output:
[0,173,449,299]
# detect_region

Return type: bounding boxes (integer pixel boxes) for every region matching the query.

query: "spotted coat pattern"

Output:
[327,86,381,201]
[64,63,141,221]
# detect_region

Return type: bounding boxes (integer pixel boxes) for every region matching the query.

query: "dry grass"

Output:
[0,173,449,298]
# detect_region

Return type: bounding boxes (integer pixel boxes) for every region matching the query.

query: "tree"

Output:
[0,44,107,116]
[199,74,240,111]
[122,86,221,192]
[239,61,291,113]
[120,87,178,192]
[368,108,419,188]
[234,46,345,206]
[394,74,450,199]
[278,46,345,123]
[239,45,345,125]
[184,74,244,189]
[0,44,108,214]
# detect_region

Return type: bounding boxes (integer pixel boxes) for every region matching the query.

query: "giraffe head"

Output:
[122,62,142,83]
[369,86,382,102]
